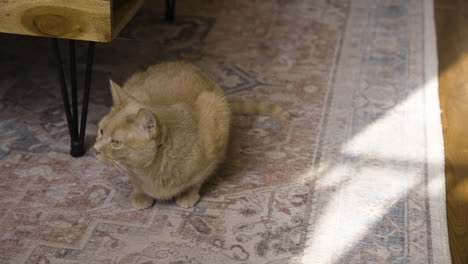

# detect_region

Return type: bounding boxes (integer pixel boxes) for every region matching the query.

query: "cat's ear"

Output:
[134,108,158,139]
[109,79,126,106]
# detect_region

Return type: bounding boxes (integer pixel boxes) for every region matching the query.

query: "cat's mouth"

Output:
[95,154,111,165]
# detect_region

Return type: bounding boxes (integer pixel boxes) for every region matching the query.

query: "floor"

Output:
[0,1,348,263]
[0,0,451,263]
[435,0,468,263]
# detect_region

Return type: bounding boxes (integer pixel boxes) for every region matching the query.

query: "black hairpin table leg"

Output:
[52,39,95,157]
[165,0,176,22]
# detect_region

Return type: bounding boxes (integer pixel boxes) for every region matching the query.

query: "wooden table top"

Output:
[0,0,144,42]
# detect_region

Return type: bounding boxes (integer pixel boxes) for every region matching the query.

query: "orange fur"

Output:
[94,61,288,209]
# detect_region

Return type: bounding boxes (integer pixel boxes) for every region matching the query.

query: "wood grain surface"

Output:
[0,0,143,42]
[435,0,468,263]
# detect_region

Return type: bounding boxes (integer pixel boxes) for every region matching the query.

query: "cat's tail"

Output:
[229,100,290,120]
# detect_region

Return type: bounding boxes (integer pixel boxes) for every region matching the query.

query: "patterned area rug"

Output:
[0,0,450,263]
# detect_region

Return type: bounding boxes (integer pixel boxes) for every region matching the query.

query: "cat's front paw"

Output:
[131,192,154,209]
[176,193,200,208]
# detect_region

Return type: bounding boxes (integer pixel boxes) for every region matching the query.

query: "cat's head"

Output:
[93,80,160,168]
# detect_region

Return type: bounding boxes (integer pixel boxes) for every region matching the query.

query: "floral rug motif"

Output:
[0,0,449,263]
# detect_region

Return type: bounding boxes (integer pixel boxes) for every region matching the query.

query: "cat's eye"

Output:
[99,129,103,137]
[111,139,122,148]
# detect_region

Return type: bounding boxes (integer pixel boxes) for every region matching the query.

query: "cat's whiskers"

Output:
[111,161,124,172]
[109,162,120,171]
[101,157,125,173]
[113,160,133,174]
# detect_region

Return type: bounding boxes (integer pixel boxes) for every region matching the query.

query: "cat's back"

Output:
[124,61,223,105]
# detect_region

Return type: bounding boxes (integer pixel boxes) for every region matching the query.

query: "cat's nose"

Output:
[92,147,100,155]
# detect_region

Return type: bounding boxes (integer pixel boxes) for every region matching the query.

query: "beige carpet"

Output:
[301,0,450,263]
[0,0,449,263]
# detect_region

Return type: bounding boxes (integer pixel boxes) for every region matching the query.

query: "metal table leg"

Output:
[52,39,95,157]
[165,0,176,22]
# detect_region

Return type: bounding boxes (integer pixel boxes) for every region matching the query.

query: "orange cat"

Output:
[94,61,288,209]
